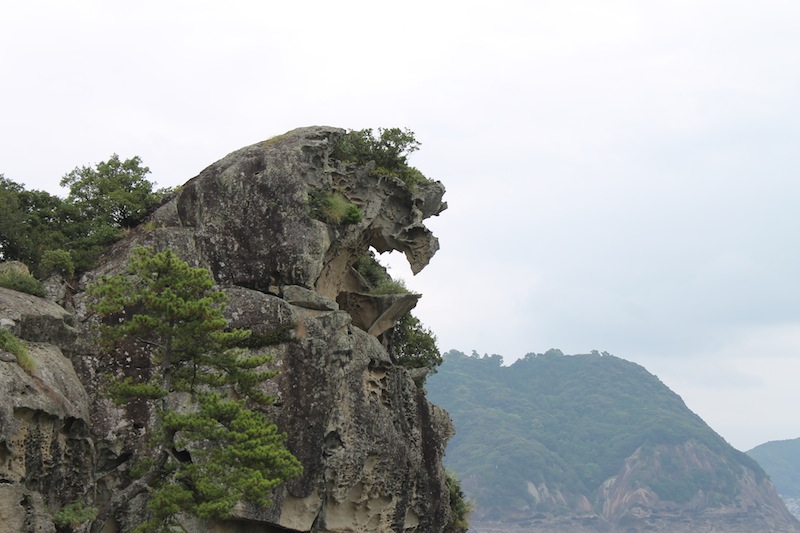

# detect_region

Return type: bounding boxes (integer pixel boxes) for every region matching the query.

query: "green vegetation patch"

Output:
[332,128,431,189]
[426,350,765,514]
[445,470,472,533]
[353,252,411,295]
[308,189,363,225]
[352,251,441,375]
[0,155,170,276]
[236,324,296,349]
[0,268,45,297]
[38,249,75,278]
[390,313,441,372]
[0,328,35,372]
[54,501,98,528]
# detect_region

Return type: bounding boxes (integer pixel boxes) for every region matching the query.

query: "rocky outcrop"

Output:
[1,126,453,532]
[0,288,92,532]
[93,127,446,293]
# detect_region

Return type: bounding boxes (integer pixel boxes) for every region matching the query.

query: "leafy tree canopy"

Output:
[0,174,74,267]
[87,247,301,533]
[390,312,442,372]
[60,153,161,229]
[1,155,170,273]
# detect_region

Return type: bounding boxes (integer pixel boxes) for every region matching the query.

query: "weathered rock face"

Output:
[209,286,454,533]
[94,127,445,294]
[1,126,453,532]
[0,288,92,532]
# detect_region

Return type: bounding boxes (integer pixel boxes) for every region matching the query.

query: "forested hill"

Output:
[425,349,797,532]
[748,437,800,499]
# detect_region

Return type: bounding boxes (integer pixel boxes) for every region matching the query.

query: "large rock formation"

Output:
[0,126,454,532]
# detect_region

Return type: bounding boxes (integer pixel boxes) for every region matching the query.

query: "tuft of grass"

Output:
[0,328,35,372]
[237,325,296,349]
[140,220,158,231]
[353,252,413,295]
[308,189,363,225]
[370,278,411,295]
[0,268,46,297]
[371,165,428,191]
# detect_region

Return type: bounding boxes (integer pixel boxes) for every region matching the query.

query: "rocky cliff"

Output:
[0,126,454,532]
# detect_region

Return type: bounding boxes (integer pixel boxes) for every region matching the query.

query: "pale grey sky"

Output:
[2,1,799,451]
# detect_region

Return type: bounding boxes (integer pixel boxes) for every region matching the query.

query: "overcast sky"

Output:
[2,1,799,451]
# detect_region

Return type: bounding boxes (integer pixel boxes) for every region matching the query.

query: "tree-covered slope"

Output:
[748,437,800,498]
[426,349,768,523]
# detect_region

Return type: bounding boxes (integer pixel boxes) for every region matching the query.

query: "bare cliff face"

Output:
[0,126,454,532]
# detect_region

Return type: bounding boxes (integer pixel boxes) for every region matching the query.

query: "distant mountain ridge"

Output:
[748,437,800,498]
[748,437,800,519]
[426,349,799,532]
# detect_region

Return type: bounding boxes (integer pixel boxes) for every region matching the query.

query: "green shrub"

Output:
[308,189,363,225]
[372,165,429,190]
[342,203,363,224]
[0,268,46,297]
[332,128,432,189]
[53,501,98,527]
[0,328,35,372]
[390,312,441,372]
[371,278,410,295]
[353,252,389,288]
[140,220,158,231]
[352,252,440,374]
[353,252,411,294]
[445,471,472,533]
[38,249,75,278]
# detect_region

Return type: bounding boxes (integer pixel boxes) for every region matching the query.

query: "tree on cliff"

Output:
[61,154,172,270]
[87,247,302,533]
[390,312,442,372]
[1,156,171,273]
[0,175,73,266]
[353,251,442,374]
[61,153,163,230]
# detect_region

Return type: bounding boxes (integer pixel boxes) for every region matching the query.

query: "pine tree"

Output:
[87,247,301,533]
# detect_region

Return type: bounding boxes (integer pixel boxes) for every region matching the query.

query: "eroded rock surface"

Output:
[1,126,452,532]
[0,289,92,532]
